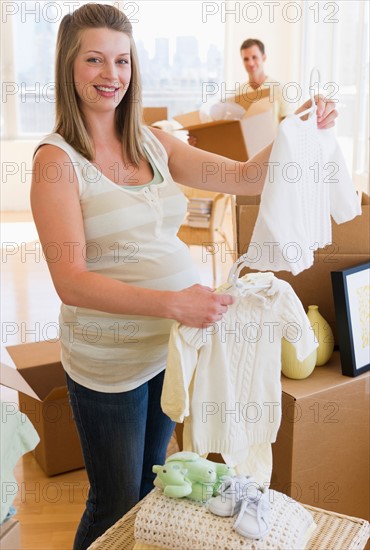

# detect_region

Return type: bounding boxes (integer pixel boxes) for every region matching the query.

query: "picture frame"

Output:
[331,261,370,377]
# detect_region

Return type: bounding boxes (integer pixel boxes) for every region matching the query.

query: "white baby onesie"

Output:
[241,112,361,275]
[161,274,318,486]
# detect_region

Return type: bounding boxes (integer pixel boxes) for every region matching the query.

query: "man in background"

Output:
[188,39,295,149]
[234,38,295,127]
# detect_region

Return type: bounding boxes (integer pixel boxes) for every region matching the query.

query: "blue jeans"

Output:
[66,370,175,550]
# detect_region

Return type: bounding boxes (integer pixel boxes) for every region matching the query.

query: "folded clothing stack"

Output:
[134,488,316,550]
[186,198,213,228]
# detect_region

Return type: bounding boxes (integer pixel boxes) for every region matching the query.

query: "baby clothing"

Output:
[161,274,318,485]
[241,111,361,275]
[34,127,200,393]
[222,443,272,488]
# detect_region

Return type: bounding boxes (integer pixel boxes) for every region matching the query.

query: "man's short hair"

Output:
[240,39,265,55]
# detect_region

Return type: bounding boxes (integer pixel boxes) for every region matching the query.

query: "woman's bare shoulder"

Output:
[33,142,72,164]
[145,126,178,157]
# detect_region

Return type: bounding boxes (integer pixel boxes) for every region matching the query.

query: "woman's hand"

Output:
[295,94,338,129]
[170,284,234,328]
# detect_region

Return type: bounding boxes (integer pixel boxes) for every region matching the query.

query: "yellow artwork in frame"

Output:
[331,262,370,377]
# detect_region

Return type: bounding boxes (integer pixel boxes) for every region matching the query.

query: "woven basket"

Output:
[87,494,369,550]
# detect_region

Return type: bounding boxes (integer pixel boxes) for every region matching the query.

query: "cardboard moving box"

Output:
[4,340,84,476]
[176,352,370,519]
[272,352,370,520]
[235,194,370,342]
[173,88,275,161]
[142,106,168,126]
[179,118,249,161]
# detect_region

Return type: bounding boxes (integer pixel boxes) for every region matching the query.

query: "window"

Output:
[5,0,107,137]
[300,0,369,185]
[1,1,224,137]
[133,1,224,118]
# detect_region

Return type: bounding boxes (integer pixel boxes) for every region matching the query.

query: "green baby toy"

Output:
[152,462,193,499]
[153,451,236,502]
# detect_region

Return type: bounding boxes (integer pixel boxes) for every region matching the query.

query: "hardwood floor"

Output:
[11,436,180,550]
[12,455,88,550]
[1,210,234,549]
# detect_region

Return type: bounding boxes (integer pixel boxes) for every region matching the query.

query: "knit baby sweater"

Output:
[242,112,361,275]
[161,275,318,458]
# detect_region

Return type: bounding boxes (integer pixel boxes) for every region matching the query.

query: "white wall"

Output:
[223,0,303,94]
[1,140,39,211]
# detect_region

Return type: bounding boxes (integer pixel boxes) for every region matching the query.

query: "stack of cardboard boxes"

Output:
[235,192,370,520]
[235,193,370,341]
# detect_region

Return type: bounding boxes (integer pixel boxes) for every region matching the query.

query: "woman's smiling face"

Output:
[73,27,132,115]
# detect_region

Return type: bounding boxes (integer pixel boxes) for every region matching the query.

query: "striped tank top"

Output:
[34,127,200,392]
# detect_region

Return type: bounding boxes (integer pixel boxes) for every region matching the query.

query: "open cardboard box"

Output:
[3,340,84,476]
[173,88,275,160]
[235,193,370,342]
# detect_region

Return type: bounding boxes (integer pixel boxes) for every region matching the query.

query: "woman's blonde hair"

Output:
[54,3,144,165]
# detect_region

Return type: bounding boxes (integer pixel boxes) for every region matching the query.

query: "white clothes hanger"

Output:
[227,255,250,285]
[226,68,321,290]
[297,67,321,119]
[227,255,273,288]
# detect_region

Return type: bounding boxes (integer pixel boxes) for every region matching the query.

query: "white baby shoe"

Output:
[233,488,272,540]
[207,475,257,517]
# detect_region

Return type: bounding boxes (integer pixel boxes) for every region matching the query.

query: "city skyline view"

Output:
[7,0,225,135]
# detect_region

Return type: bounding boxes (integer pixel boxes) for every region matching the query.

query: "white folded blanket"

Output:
[134,488,316,550]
